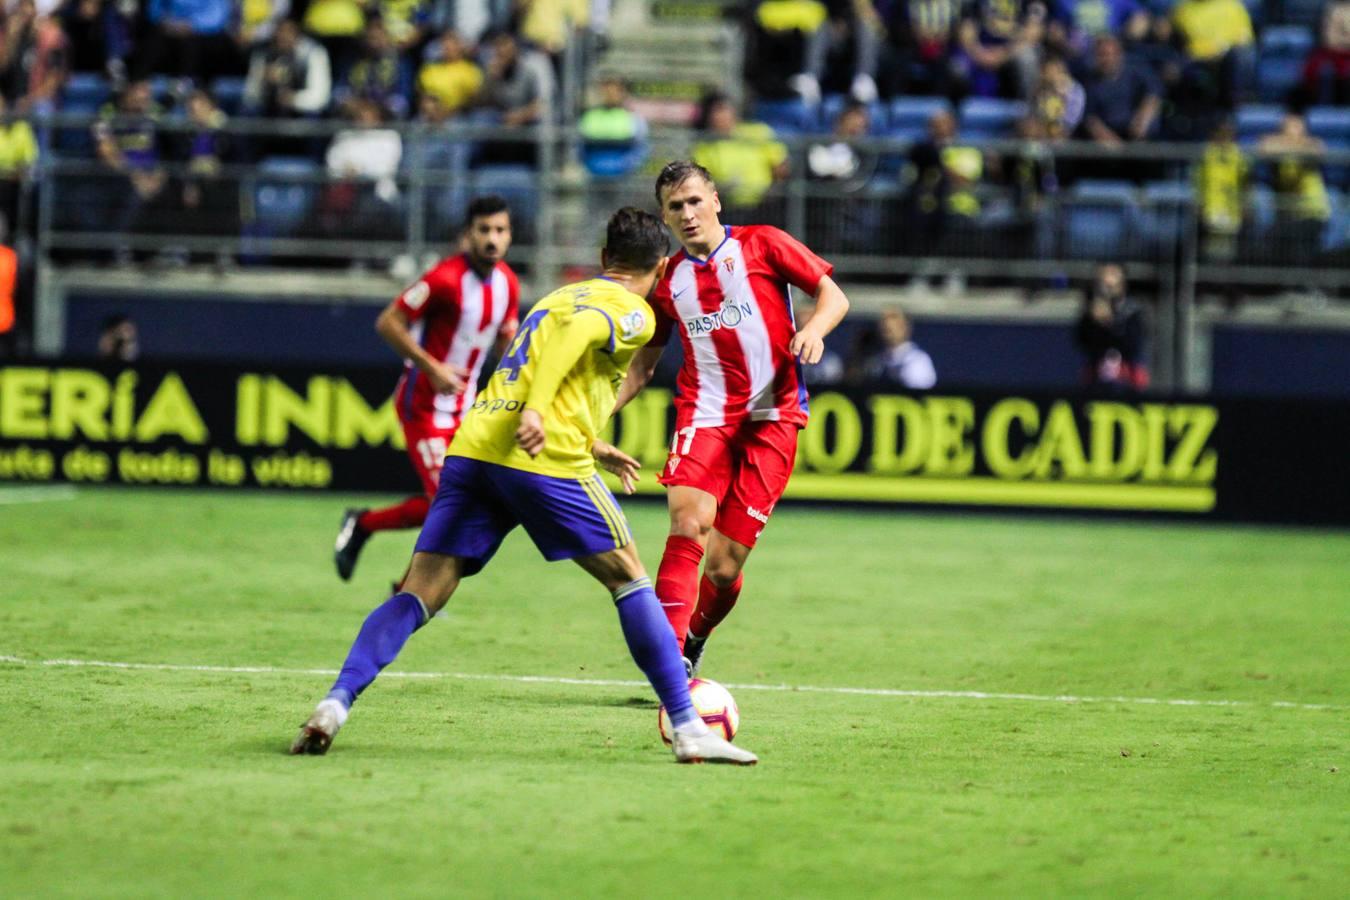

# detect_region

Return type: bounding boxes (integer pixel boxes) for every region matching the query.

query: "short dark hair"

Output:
[465,194,510,226]
[654,160,714,206]
[100,313,131,333]
[604,206,668,271]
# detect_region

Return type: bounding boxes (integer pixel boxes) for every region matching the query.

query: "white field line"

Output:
[0,486,78,505]
[0,654,1341,712]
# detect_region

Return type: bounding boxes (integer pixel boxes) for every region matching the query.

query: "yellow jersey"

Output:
[449,277,656,478]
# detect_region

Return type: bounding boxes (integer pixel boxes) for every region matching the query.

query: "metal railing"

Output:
[13,113,1350,388]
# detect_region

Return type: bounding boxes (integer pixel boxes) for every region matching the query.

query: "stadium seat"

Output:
[819,94,885,134]
[957,97,1026,140]
[62,72,111,111]
[751,98,816,135]
[1322,188,1350,251]
[1244,183,1277,240]
[1258,26,1313,102]
[580,139,647,178]
[1258,57,1304,103]
[886,96,950,140]
[1307,106,1350,144]
[1262,25,1314,57]
[249,156,319,237]
[211,77,247,115]
[1236,104,1286,145]
[1062,180,1138,260]
[1280,0,1323,27]
[1140,181,1195,254]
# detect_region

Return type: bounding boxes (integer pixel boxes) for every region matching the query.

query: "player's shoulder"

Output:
[422,253,470,287]
[496,260,521,289]
[577,279,655,342]
[732,223,794,249]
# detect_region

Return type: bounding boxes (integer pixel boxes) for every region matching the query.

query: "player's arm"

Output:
[762,227,850,365]
[612,344,664,414]
[789,275,851,365]
[374,300,468,394]
[515,308,613,457]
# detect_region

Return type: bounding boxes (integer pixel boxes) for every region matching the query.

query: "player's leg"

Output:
[294,458,515,755]
[684,422,800,674]
[291,552,460,755]
[564,513,756,766]
[334,419,446,581]
[654,425,735,651]
[683,531,753,675]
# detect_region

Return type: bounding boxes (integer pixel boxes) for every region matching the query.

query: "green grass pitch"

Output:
[1,487,1347,897]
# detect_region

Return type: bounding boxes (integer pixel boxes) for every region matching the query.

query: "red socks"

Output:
[690,573,743,640]
[655,535,704,650]
[358,495,430,533]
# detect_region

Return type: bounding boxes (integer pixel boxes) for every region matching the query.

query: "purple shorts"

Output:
[414,455,633,575]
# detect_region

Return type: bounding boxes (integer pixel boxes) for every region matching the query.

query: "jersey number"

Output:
[497,308,550,383]
[416,438,447,470]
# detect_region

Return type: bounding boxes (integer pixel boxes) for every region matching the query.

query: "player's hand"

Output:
[426,362,469,395]
[593,440,641,494]
[516,408,546,457]
[789,329,825,365]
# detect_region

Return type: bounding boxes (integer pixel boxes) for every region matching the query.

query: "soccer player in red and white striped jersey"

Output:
[615,161,851,674]
[334,195,520,581]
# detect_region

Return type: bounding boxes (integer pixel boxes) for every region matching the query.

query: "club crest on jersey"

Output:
[683,298,755,337]
[401,280,430,310]
[723,257,735,273]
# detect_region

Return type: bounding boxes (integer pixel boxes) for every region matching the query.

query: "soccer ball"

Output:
[658,678,740,744]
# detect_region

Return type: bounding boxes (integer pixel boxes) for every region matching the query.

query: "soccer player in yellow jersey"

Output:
[291,208,757,765]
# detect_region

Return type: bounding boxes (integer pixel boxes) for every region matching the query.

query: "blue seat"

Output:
[1307,106,1350,144]
[63,72,111,110]
[958,97,1026,140]
[581,139,647,178]
[1140,180,1194,252]
[250,156,319,237]
[1261,25,1314,57]
[1322,188,1350,251]
[1062,181,1138,260]
[886,96,950,140]
[55,76,108,156]
[211,77,247,115]
[1280,0,1323,26]
[1245,184,1277,241]
[1236,104,1286,144]
[1258,57,1304,102]
[819,94,885,134]
[751,98,816,135]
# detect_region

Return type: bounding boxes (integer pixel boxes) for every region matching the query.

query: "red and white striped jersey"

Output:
[651,225,833,429]
[392,254,520,429]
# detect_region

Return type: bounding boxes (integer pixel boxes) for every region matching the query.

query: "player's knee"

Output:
[704,554,743,586]
[669,513,713,542]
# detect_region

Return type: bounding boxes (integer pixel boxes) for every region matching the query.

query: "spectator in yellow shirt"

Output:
[517,0,589,58]
[692,93,789,210]
[1259,112,1331,265]
[0,97,38,178]
[1194,117,1246,261]
[417,31,483,116]
[1171,0,1254,112]
[1171,0,1253,62]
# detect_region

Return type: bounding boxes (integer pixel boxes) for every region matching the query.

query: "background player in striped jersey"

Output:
[293,207,756,764]
[616,160,851,675]
[335,195,521,582]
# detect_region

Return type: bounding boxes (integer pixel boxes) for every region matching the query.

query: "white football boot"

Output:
[289,698,348,755]
[672,729,758,765]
